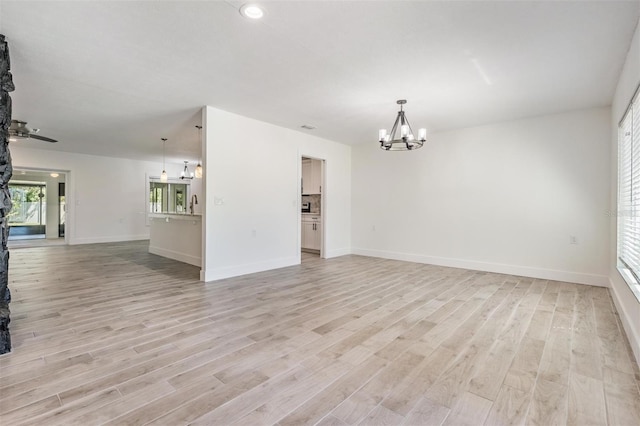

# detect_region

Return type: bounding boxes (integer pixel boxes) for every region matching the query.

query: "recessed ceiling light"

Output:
[240,3,264,20]
[50,173,59,178]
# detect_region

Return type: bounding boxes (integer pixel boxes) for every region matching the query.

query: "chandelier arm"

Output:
[403,115,415,137]
[403,115,416,149]
[388,112,401,142]
[400,111,409,143]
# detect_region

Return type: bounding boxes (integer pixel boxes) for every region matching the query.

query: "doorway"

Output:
[300,156,325,261]
[8,169,67,248]
[58,182,65,238]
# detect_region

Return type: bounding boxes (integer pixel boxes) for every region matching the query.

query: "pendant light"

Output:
[194,125,203,179]
[379,100,427,151]
[160,138,168,182]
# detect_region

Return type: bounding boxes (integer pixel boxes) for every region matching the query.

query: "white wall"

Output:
[352,107,611,286]
[202,106,351,281]
[9,145,194,244]
[610,20,640,366]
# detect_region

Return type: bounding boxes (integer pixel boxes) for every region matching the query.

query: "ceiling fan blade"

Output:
[29,134,58,143]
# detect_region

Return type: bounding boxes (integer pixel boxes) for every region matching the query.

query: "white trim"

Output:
[617,266,640,302]
[351,248,609,287]
[203,256,298,282]
[149,245,201,267]
[325,247,351,258]
[608,277,640,367]
[69,234,149,245]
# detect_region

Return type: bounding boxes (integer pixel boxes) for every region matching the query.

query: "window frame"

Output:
[617,84,640,302]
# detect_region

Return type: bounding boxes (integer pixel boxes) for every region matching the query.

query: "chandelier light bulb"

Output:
[418,128,427,141]
[401,125,409,138]
[195,163,203,179]
[379,129,387,141]
[160,170,168,182]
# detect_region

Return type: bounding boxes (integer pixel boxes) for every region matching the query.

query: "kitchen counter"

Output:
[149,213,201,267]
[149,213,202,220]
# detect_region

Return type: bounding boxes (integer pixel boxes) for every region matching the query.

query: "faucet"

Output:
[190,194,198,215]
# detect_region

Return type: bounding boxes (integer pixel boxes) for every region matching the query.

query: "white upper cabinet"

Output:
[302,158,322,195]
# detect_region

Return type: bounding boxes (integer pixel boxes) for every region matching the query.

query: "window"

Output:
[148,180,189,214]
[617,87,640,300]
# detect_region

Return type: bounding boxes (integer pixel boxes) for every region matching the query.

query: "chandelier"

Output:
[379,100,426,151]
[180,161,194,180]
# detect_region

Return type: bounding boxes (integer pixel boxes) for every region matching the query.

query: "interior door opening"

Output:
[8,169,68,247]
[300,156,325,261]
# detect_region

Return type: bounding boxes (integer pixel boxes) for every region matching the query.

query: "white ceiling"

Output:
[0,1,638,163]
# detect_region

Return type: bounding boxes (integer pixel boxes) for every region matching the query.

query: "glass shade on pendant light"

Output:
[195,163,203,179]
[378,100,427,151]
[160,138,168,182]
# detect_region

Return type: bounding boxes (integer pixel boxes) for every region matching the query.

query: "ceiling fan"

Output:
[8,120,58,143]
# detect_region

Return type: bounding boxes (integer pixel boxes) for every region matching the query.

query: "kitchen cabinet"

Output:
[302,158,322,195]
[301,215,321,251]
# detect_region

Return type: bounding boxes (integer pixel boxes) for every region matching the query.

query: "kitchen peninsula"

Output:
[149,213,202,266]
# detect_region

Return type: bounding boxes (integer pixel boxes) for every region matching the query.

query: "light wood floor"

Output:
[1,241,639,425]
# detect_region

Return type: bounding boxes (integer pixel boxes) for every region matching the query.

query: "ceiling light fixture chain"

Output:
[379,100,427,151]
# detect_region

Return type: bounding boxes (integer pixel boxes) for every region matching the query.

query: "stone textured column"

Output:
[0,34,14,354]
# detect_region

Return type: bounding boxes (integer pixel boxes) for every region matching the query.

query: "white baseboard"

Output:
[351,248,609,287]
[608,277,640,367]
[69,234,149,245]
[202,256,299,282]
[149,246,201,267]
[324,247,351,258]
